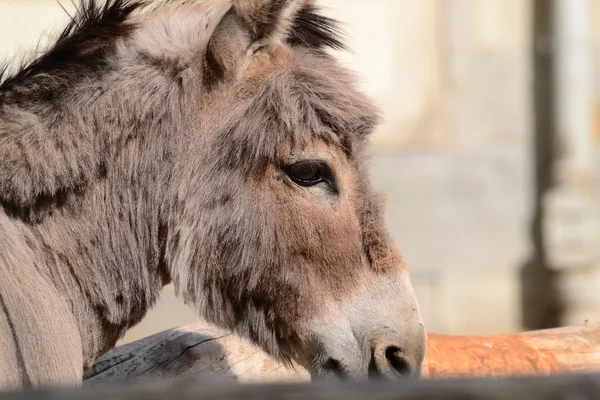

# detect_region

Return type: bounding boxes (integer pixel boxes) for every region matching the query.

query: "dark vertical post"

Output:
[521,0,563,329]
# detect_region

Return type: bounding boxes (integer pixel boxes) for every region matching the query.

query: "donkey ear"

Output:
[204,10,252,84]
[231,0,305,45]
[204,0,304,84]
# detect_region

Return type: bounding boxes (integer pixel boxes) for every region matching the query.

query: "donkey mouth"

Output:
[312,358,351,381]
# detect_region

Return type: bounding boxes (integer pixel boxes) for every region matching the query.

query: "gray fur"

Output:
[0,0,426,389]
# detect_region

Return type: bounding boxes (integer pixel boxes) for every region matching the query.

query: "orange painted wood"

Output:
[423,324,600,378]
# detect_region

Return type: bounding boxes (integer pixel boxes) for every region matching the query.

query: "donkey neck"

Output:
[1,55,186,368]
[11,133,175,368]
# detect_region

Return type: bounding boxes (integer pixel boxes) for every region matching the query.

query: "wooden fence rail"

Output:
[84,322,600,385]
[3,373,600,400]
[0,323,599,399]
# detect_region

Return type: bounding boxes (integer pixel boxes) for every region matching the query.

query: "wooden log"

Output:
[84,322,600,385]
[84,322,310,385]
[425,324,600,378]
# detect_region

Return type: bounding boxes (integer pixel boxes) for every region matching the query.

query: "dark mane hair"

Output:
[0,0,139,95]
[0,0,344,97]
[288,4,345,50]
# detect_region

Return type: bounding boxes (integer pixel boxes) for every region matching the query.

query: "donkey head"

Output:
[164,0,427,379]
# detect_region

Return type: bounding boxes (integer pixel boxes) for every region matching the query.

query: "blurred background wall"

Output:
[1,0,598,344]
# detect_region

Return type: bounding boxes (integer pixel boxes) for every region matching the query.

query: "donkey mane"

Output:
[0,0,138,96]
[0,0,344,97]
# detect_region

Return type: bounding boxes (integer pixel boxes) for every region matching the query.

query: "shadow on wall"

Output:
[519,0,563,331]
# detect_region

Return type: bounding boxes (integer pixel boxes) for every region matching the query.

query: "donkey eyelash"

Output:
[283,160,337,192]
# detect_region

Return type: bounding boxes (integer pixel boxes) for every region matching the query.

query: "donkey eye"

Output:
[284,161,330,187]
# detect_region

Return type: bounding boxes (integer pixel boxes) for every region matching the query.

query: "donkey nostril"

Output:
[370,344,414,380]
[385,346,412,377]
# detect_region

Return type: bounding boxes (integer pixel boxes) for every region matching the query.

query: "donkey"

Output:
[0,0,426,389]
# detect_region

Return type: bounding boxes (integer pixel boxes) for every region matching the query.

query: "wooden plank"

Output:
[83,322,600,385]
[4,373,600,400]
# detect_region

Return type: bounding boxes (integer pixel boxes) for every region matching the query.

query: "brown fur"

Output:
[0,0,425,389]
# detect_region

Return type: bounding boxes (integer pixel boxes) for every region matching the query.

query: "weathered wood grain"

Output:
[84,322,309,385]
[84,322,600,385]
